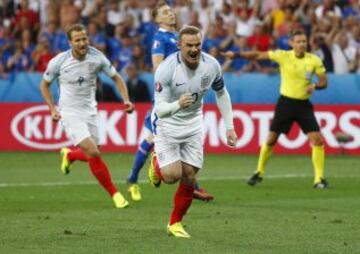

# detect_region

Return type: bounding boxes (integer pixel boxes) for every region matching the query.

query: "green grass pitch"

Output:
[0,152,359,254]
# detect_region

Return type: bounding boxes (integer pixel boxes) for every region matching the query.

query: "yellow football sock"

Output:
[256,144,273,176]
[312,145,325,184]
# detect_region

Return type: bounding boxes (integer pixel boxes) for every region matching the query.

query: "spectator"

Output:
[218,2,236,26]
[113,34,133,73]
[189,10,203,31]
[202,24,218,53]
[107,23,124,61]
[6,41,32,72]
[88,20,107,53]
[332,31,358,73]
[348,24,360,48]
[174,0,191,28]
[247,20,271,51]
[97,6,114,37]
[13,0,39,34]
[310,34,334,73]
[132,44,149,71]
[53,27,70,53]
[315,0,342,19]
[0,21,14,69]
[59,0,81,30]
[235,0,260,37]
[120,0,142,29]
[275,5,299,37]
[21,29,35,59]
[222,35,253,73]
[0,0,358,74]
[125,64,151,102]
[107,0,124,26]
[40,21,58,53]
[31,37,53,72]
[193,0,215,35]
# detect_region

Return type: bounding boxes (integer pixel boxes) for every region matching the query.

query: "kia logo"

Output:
[10,105,72,150]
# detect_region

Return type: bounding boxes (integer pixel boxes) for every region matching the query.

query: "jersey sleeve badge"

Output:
[155,82,163,92]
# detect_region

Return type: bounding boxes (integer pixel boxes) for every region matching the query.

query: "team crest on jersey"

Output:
[201,75,210,89]
[155,82,163,92]
[153,40,160,49]
[170,38,176,44]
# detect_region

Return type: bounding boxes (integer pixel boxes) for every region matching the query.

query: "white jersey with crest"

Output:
[43,46,116,116]
[152,51,224,138]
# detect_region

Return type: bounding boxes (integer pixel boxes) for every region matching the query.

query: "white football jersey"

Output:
[43,46,116,116]
[152,51,224,137]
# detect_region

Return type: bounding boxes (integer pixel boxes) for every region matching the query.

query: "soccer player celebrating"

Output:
[223,29,329,188]
[126,0,214,202]
[40,24,134,208]
[148,26,237,238]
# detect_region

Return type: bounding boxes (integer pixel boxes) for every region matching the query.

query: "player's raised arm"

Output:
[221,50,270,61]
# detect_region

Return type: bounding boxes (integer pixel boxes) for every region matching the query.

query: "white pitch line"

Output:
[0,173,355,188]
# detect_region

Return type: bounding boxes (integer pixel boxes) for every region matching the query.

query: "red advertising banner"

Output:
[0,103,359,155]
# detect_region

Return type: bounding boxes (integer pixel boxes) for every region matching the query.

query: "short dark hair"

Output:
[289,29,306,39]
[151,0,167,21]
[179,25,201,41]
[67,23,86,40]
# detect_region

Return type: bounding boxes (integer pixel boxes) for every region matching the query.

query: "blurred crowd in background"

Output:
[0,0,359,77]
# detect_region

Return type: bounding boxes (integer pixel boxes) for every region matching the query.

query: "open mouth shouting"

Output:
[188,51,199,61]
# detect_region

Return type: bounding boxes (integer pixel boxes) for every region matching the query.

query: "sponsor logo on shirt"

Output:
[175,82,185,87]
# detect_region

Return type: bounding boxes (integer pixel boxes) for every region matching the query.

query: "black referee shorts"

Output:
[270,95,320,134]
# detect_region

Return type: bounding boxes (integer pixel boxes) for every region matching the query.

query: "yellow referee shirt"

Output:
[268,50,326,100]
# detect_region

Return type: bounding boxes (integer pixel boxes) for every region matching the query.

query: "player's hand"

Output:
[220,51,236,59]
[50,109,61,122]
[307,84,316,94]
[178,93,193,108]
[124,101,135,113]
[226,129,237,147]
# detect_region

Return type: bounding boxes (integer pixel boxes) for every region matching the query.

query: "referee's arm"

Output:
[221,51,269,61]
[307,73,328,94]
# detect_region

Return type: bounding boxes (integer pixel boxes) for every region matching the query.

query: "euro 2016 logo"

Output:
[155,82,163,93]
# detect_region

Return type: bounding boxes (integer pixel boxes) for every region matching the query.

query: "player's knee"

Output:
[266,133,278,146]
[161,164,182,184]
[86,147,101,158]
[169,169,182,183]
[308,132,323,146]
[311,136,323,146]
